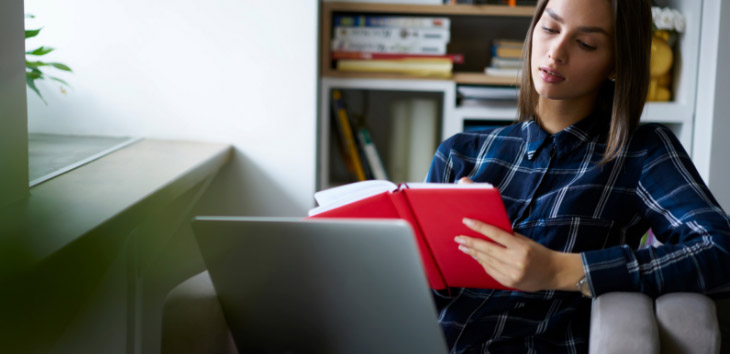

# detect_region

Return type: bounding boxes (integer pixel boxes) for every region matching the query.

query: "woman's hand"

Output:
[454,177,584,292]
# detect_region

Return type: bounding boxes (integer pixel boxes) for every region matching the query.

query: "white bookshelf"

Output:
[318,1,705,189]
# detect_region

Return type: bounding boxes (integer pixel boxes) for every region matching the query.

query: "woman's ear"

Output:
[608,72,616,82]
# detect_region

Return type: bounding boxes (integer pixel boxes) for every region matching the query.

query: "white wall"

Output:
[694,0,730,211]
[0,0,28,207]
[24,0,319,216]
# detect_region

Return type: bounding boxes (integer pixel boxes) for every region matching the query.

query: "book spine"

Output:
[484,66,521,77]
[490,56,523,69]
[331,51,464,64]
[333,26,450,42]
[336,59,452,78]
[331,39,447,55]
[356,127,388,180]
[331,89,367,181]
[389,191,447,290]
[333,15,450,29]
[491,46,523,59]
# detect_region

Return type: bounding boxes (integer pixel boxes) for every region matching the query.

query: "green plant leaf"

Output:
[25,14,35,19]
[26,75,47,105]
[48,76,70,87]
[49,62,72,72]
[25,28,42,38]
[26,46,55,56]
[25,60,49,68]
[26,70,43,80]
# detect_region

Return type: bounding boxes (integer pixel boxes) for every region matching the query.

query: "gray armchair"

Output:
[162,271,723,354]
[589,292,721,354]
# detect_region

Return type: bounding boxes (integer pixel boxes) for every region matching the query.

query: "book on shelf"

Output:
[331,89,367,181]
[331,38,448,55]
[332,51,464,64]
[484,66,521,77]
[337,58,453,78]
[334,26,451,43]
[325,0,442,3]
[457,85,519,101]
[483,0,538,5]
[492,39,524,59]
[308,180,514,290]
[333,15,450,29]
[387,98,439,183]
[491,46,523,59]
[355,127,388,180]
[490,56,523,69]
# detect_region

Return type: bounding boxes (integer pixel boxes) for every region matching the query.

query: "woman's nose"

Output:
[547,37,568,63]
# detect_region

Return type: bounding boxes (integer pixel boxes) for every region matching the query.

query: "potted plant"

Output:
[25,14,72,104]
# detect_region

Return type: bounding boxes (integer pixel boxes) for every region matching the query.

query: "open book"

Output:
[308,180,513,290]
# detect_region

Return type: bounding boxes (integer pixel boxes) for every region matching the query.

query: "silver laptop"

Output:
[192,216,448,354]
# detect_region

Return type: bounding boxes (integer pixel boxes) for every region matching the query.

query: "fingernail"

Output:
[458,245,470,253]
[463,218,474,226]
[454,236,465,244]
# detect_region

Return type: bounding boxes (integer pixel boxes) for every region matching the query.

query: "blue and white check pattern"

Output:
[426,111,730,353]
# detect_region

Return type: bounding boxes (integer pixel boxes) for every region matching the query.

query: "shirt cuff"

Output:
[581,245,636,297]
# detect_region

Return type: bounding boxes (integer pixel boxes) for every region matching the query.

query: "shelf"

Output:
[322,71,520,86]
[323,2,536,17]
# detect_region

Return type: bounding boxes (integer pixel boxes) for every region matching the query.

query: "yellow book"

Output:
[337,58,453,78]
[332,89,367,181]
[492,46,523,59]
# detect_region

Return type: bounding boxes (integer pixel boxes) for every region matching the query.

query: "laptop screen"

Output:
[193,216,448,354]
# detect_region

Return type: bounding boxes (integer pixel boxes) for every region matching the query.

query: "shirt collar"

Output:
[521,110,608,160]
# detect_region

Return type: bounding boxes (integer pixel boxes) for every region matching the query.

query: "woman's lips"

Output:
[539,66,565,83]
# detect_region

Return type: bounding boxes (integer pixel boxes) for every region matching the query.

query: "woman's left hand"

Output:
[455,218,575,292]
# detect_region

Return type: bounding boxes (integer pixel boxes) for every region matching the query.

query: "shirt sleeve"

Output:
[582,124,730,297]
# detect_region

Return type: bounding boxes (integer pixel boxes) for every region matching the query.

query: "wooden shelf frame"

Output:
[320,2,533,85]
[322,2,536,17]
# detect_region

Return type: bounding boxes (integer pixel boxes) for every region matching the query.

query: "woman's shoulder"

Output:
[628,123,690,159]
[630,123,682,148]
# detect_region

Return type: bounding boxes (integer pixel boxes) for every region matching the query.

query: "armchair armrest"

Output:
[589,292,659,354]
[655,293,720,354]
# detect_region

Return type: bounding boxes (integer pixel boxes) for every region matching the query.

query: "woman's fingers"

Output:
[458,242,512,283]
[462,217,517,248]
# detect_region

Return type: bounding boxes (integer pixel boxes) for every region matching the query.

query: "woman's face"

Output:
[530,0,615,104]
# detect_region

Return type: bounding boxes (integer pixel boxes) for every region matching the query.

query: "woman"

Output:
[427,0,730,352]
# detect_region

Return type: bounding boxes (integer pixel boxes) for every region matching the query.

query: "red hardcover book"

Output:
[308,180,513,290]
[331,51,465,64]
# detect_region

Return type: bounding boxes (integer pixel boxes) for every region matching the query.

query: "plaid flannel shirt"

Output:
[426,111,730,353]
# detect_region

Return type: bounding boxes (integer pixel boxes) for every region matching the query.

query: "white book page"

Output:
[309,180,398,216]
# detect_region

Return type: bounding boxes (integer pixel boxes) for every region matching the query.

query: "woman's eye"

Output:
[578,41,596,50]
[541,26,558,34]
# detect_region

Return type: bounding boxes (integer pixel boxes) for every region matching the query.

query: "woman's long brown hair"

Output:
[517,0,652,164]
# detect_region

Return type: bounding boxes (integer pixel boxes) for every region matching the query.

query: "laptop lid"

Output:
[192,216,448,354]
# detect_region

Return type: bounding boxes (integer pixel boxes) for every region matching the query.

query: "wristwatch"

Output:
[576,276,593,298]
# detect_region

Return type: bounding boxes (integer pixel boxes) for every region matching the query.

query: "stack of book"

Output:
[331,15,460,77]
[485,39,524,78]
